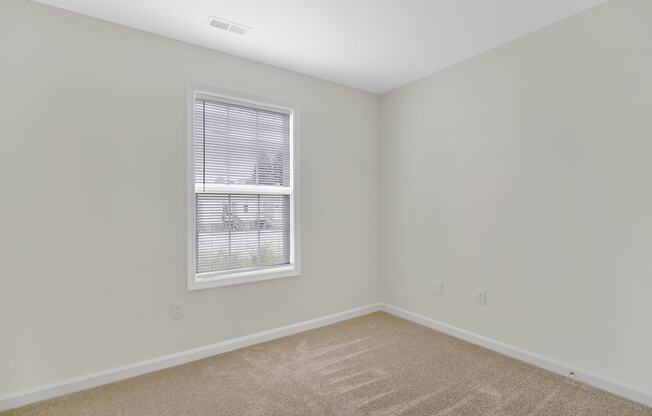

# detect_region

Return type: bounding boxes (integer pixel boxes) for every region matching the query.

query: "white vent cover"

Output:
[208,16,251,36]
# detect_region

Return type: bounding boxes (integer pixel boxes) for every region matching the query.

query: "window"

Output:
[187,88,299,290]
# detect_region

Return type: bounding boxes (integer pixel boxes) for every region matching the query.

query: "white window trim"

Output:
[186,85,301,291]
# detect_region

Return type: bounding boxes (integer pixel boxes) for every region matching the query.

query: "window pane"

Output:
[195,193,290,275]
[194,99,291,188]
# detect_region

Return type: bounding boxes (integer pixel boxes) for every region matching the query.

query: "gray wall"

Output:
[0,0,380,395]
[380,0,652,396]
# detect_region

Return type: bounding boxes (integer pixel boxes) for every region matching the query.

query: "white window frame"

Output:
[186,85,300,290]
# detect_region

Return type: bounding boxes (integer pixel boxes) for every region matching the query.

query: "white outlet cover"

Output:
[171,302,184,320]
[435,281,443,295]
[477,289,487,305]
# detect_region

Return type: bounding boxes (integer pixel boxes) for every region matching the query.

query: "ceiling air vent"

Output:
[208,16,251,36]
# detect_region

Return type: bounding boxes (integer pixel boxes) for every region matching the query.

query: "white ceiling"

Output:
[34,0,607,93]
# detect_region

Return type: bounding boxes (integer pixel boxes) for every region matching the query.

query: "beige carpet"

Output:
[4,312,651,416]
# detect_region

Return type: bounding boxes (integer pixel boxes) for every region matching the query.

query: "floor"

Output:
[4,312,651,416]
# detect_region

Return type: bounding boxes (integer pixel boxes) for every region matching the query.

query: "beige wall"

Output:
[0,0,380,395]
[380,0,652,397]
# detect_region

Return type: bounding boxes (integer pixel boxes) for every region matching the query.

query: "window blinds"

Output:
[194,97,291,276]
[194,98,291,188]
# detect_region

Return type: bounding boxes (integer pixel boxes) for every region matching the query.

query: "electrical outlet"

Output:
[435,281,443,295]
[477,289,487,305]
[171,302,184,320]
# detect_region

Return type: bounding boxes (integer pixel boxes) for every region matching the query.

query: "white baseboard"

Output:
[3,302,649,411]
[0,303,382,412]
[380,303,652,408]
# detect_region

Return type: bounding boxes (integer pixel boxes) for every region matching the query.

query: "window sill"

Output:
[187,265,300,291]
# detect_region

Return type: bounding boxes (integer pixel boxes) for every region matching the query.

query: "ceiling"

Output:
[34,0,607,93]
